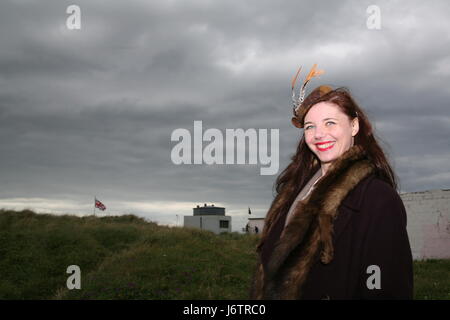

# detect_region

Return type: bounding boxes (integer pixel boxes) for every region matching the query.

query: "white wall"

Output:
[247,219,264,234]
[184,215,232,234]
[401,189,450,260]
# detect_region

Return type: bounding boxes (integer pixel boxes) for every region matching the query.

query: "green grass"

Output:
[0,209,448,299]
[0,209,259,299]
[413,259,450,300]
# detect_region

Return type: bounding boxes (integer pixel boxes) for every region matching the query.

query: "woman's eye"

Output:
[326,121,335,126]
[305,125,313,130]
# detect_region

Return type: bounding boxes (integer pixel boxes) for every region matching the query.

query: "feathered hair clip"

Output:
[291,64,332,128]
[291,64,325,116]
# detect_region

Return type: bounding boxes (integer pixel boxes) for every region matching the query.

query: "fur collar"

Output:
[260,145,375,299]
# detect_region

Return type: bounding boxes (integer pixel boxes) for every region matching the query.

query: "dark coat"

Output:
[250,146,414,300]
[300,174,414,299]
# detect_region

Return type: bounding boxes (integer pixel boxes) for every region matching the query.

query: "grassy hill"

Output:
[0,209,448,300]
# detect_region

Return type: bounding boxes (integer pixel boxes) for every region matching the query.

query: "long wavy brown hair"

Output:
[257,87,398,252]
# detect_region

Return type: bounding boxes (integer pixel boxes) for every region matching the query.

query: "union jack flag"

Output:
[95,198,106,211]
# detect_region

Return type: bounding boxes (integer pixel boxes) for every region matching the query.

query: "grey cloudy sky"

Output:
[1,0,449,230]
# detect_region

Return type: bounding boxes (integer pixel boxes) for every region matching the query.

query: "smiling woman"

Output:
[303,101,359,176]
[249,66,413,300]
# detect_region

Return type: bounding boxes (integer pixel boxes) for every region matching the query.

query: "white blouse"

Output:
[284,168,323,228]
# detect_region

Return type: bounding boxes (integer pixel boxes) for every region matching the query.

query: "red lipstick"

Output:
[315,141,335,151]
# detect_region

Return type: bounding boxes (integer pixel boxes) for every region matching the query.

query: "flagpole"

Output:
[94,195,96,216]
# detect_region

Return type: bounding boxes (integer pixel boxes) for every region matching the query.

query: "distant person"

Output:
[250,65,413,300]
[254,226,259,234]
[245,223,249,233]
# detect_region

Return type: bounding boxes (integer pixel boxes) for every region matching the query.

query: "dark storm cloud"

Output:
[0,0,449,227]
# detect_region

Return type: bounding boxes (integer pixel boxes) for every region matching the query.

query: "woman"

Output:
[249,65,413,300]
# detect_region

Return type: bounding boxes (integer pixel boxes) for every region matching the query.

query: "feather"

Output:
[291,66,302,90]
[304,63,325,83]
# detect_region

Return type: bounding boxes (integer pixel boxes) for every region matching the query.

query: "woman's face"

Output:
[304,102,359,173]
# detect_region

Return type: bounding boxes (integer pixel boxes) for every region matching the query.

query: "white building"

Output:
[245,217,264,234]
[184,203,231,234]
[401,189,450,260]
